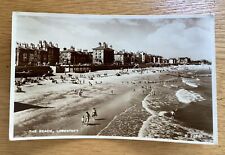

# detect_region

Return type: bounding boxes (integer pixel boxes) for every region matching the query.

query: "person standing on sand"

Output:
[153,91,156,96]
[78,89,83,96]
[142,90,145,94]
[92,108,97,120]
[81,115,85,125]
[85,112,90,125]
[16,85,22,92]
[89,81,92,86]
[111,90,114,94]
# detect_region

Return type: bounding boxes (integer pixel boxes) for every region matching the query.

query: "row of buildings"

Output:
[16,41,60,66]
[15,41,210,67]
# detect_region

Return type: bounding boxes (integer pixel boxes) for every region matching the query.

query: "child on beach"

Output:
[81,115,85,125]
[92,108,97,120]
[152,91,156,96]
[85,112,90,125]
[78,89,83,96]
[16,86,22,92]
[111,90,114,94]
[89,81,92,86]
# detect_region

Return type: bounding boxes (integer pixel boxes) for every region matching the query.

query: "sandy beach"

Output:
[13,65,213,142]
[14,68,153,137]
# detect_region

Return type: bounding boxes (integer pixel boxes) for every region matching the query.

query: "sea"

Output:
[99,67,214,143]
[138,71,213,142]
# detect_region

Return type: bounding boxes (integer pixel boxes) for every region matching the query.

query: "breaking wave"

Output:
[138,93,212,142]
[182,78,199,88]
[176,89,205,104]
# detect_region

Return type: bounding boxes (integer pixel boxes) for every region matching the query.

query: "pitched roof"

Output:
[93,46,105,50]
[114,51,124,55]
[61,49,82,54]
[179,57,190,59]
[93,46,113,51]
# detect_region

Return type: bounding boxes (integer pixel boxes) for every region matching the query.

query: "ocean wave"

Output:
[182,78,199,88]
[176,89,205,104]
[170,84,178,88]
[138,115,213,142]
[138,93,212,142]
[138,96,157,137]
[141,94,156,115]
[158,111,168,117]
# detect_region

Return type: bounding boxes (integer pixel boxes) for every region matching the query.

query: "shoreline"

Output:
[97,68,213,142]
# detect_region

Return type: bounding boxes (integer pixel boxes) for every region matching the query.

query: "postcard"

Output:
[10,12,217,144]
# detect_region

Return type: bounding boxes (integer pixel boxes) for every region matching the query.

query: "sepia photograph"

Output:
[10,12,217,144]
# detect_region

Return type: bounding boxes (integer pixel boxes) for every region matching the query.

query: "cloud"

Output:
[14,14,214,61]
[145,19,214,60]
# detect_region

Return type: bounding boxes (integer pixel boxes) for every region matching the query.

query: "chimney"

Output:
[49,42,53,47]
[103,42,107,48]
[39,40,43,48]
[99,42,102,47]
[30,43,35,49]
[43,40,48,47]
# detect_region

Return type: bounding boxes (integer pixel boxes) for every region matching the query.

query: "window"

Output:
[29,54,34,61]
[23,53,27,61]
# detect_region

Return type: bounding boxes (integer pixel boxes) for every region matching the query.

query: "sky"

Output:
[14,13,215,61]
